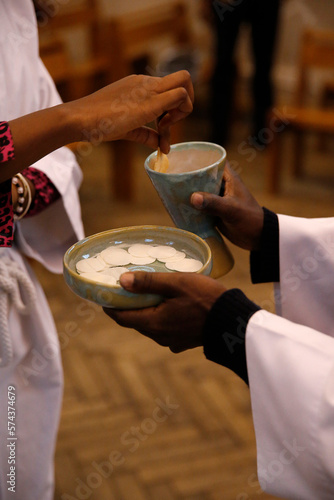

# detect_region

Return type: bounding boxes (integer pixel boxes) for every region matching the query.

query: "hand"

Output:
[190,164,264,251]
[104,271,226,353]
[70,71,194,154]
[3,71,193,181]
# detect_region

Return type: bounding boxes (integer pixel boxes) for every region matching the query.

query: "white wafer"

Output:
[148,245,177,259]
[129,256,156,265]
[101,267,129,281]
[100,247,132,266]
[76,256,107,274]
[154,149,169,173]
[128,244,154,257]
[165,258,203,272]
[158,250,186,263]
[88,255,108,272]
[76,258,94,274]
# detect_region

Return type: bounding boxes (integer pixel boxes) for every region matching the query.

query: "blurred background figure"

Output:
[202,0,281,147]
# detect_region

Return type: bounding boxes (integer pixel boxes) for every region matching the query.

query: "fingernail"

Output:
[191,193,204,209]
[120,273,135,289]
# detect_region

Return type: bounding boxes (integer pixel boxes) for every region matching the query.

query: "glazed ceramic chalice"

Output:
[145,142,234,278]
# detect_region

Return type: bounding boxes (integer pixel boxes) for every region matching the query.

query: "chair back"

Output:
[38,0,100,54]
[37,0,99,28]
[104,2,191,80]
[297,28,334,106]
[37,0,114,100]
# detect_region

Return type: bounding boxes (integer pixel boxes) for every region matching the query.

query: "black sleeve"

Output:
[203,289,261,385]
[250,207,280,284]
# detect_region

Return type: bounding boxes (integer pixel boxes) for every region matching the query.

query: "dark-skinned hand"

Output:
[104,271,226,353]
[191,164,264,251]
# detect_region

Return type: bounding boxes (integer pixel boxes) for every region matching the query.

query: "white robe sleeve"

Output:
[14,59,84,273]
[276,214,334,335]
[247,310,334,499]
[246,215,334,499]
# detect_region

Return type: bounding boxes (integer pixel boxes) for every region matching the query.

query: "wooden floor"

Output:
[33,113,334,500]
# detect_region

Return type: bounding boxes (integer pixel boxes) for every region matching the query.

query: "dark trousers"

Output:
[210,0,281,145]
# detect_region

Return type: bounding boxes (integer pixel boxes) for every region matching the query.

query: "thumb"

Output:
[119,271,180,296]
[190,192,231,218]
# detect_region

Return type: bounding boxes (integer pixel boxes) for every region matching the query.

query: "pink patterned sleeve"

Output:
[0,121,15,163]
[22,167,60,217]
[0,121,60,247]
[0,121,15,247]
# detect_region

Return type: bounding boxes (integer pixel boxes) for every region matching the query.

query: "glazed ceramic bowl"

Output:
[145,142,234,278]
[63,225,212,310]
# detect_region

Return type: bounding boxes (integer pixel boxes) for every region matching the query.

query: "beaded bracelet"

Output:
[12,173,32,220]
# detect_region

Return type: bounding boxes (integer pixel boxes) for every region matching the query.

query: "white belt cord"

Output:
[0,258,37,367]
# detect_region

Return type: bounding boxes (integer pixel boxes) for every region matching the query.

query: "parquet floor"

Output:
[33,114,334,500]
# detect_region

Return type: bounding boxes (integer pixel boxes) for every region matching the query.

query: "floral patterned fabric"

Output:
[23,167,60,217]
[0,121,15,246]
[0,121,60,246]
[0,121,15,162]
[0,179,13,247]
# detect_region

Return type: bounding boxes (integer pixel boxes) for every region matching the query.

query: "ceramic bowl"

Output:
[63,225,212,309]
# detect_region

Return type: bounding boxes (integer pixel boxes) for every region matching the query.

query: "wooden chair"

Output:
[106,2,190,81]
[318,78,334,151]
[38,0,131,199]
[38,0,111,100]
[38,1,193,201]
[99,2,193,200]
[267,28,334,194]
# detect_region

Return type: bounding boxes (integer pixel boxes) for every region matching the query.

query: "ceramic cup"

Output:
[144,142,234,278]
